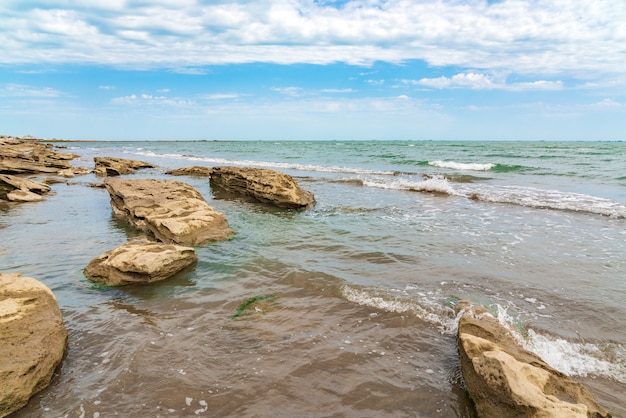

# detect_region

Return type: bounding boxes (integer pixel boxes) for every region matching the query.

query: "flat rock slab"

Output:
[0,273,68,417]
[0,138,78,175]
[166,166,213,177]
[84,241,197,286]
[210,166,316,210]
[104,178,234,245]
[457,308,610,418]
[94,157,155,177]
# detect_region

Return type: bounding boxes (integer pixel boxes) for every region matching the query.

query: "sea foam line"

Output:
[125,149,395,176]
[429,160,495,171]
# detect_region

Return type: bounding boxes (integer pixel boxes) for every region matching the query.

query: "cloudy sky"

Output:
[1,0,625,140]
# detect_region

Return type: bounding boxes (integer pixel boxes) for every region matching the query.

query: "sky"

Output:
[1,0,625,141]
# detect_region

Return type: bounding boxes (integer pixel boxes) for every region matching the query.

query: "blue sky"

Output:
[1,0,625,141]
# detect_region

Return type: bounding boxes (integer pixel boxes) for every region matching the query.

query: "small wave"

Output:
[341,284,458,334]
[361,176,460,195]
[465,185,626,218]
[125,150,395,176]
[429,160,495,171]
[520,329,626,382]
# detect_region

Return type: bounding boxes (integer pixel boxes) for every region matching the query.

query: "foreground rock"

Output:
[0,174,51,202]
[93,157,155,177]
[84,241,197,286]
[104,178,234,245]
[457,306,610,418]
[0,273,68,417]
[0,138,79,175]
[166,166,213,177]
[210,166,316,209]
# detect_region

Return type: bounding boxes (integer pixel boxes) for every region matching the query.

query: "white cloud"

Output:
[1,0,625,79]
[111,92,194,106]
[99,85,115,90]
[412,73,563,91]
[0,83,63,97]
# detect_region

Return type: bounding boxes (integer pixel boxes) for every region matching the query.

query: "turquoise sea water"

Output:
[1,140,625,416]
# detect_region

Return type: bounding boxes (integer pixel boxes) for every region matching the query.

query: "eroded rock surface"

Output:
[0,273,68,417]
[104,178,234,245]
[457,308,611,418]
[166,166,213,177]
[0,138,78,175]
[93,157,155,177]
[0,174,51,202]
[210,166,316,209]
[84,241,197,286]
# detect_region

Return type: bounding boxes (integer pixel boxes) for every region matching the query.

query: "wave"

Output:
[429,160,495,171]
[464,185,626,218]
[361,176,460,195]
[340,284,626,382]
[126,150,396,176]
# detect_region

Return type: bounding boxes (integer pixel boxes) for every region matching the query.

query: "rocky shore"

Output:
[0,137,613,417]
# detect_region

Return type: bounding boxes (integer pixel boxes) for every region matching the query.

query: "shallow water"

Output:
[1,140,625,416]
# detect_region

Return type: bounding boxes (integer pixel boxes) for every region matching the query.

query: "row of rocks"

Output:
[1,139,612,417]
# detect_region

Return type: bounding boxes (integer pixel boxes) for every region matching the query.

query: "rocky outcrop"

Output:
[0,174,51,202]
[456,307,611,418]
[209,166,316,210]
[93,157,155,177]
[166,166,213,177]
[84,241,197,286]
[104,178,234,245]
[0,273,68,417]
[0,138,78,175]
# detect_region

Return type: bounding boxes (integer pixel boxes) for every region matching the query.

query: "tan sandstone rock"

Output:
[84,241,197,286]
[209,166,316,209]
[0,138,77,175]
[166,166,213,177]
[93,157,155,177]
[457,313,611,418]
[0,174,51,202]
[0,273,68,417]
[104,178,234,245]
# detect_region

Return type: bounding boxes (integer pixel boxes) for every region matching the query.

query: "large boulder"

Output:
[166,166,213,177]
[104,178,234,245]
[84,241,197,286]
[0,273,68,417]
[93,157,155,177]
[210,166,316,209]
[457,308,611,418]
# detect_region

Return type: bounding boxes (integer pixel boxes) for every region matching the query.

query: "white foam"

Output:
[125,150,394,176]
[361,176,459,196]
[461,184,626,218]
[520,329,626,382]
[429,160,495,171]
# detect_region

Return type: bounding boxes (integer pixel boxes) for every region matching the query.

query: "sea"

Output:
[1,140,625,417]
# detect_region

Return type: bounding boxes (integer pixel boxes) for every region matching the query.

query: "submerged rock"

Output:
[93,157,155,177]
[457,308,611,418]
[166,166,213,177]
[0,273,68,417]
[210,166,316,210]
[84,241,197,286]
[104,178,234,245]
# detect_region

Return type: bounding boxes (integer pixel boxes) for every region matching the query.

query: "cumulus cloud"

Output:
[0,0,624,77]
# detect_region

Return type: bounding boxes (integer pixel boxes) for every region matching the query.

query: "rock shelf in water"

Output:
[84,241,197,286]
[210,166,316,210]
[104,178,234,245]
